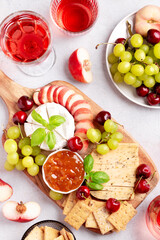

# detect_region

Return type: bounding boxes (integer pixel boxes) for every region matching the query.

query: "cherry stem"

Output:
[95,42,116,49]
[150,171,156,181]
[81,193,87,200]
[18,123,24,139]
[126,21,133,37]
[134,176,143,192]
[113,120,124,128]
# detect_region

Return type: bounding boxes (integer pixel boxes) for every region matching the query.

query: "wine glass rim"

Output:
[49,0,99,36]
[0,10,53,66]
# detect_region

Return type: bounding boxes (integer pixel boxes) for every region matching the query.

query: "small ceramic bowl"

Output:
[42,149,84,194]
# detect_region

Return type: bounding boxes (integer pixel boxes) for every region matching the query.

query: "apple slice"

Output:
[66,93,84,111]
[33,88,41,106]
[68,48,93,83]
[135,5,160,36]
[47,85,58,102]
[2,201,41,222]
[78,140,89,155]
[74,128,87,139]
[74,108,93,122]
[58,87,75,106]
[53,86,65,103]
[75,119,94,131]
[70,100,91,115]
[0,179,13,202]
[38,85,50,104]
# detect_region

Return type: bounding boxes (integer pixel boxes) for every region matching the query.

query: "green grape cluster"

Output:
[4,126,46,176]
[87,120,123,155]
[108,33,160,89]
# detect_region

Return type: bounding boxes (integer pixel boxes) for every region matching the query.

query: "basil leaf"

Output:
[91,171,110,184]
[86,182,103,190]
[31,110,48,127]
[84,173,90,180]
[45,131,56,150]
[49,115,66,128]
[84,154,94,173]
[89,171,95,178]
[31,128,46,147]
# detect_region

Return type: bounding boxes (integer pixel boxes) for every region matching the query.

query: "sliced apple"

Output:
[0,179,13,202]
[2,201,41,222]
[74,108,93,122]
[70,100,91,115]
[77,140,89,155]
[47,85,58,102]
[58,87,75,107]
[38,85,50,104]
[135,5,160,36]
[33,88,41,106]
[75,119,94,131]
[65,93,84,111]
[68,48,93,83]
[53,86,65,103]
[74,128,87,139]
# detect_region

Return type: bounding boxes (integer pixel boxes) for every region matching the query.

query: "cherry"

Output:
[13,111,27,125]
[135,179,150,193]
[95,111,111,125]
[76,186,90,200]
[67,136,83,152]
[147,29,160,45]
[106,198,120,213]
[115,38,128,49]
[154,83,160,94]
[136,164,151,179]
[136,85,149,97]
[147,93,160,105]
[18,96,34,111]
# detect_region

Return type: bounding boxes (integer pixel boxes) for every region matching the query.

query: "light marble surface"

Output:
[0,0,160,239]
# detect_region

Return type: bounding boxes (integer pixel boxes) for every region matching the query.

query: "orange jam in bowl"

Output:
[42,149,84,194]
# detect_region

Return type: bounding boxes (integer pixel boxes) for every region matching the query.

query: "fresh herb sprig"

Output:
[84,154,110,190]
[31,110,65,150]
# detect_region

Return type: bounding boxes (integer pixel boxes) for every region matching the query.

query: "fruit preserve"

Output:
[43,150,84,193]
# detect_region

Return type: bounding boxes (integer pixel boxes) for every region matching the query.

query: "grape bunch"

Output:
[108,29,160,106]
[4,126,46,176]
[87,111,123,155]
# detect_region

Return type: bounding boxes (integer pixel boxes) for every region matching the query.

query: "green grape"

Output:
[21,145,33,156]
[144,76,155,88]
[104,120,117,133]
[7,152,19,165]
[107,139,119,150]
[16,159,25,171]
[132,78,142,88]
[31,146,41,156]
[145,65,155,75]
[113,71,124,83]
[154,43,160,59]
[27,163,39,176]
[35,154,46,166]
[22,156,34,168]
[118,61,131,73]
[120,51,132,62]
[18,137,31,149]
[155,72,160,83]
[4,160,15,171]
[113,43,125,57]
[143,56,153,65]
[131,64,144,76]
[4,139,17,153]
[148,47,158,62]
[110,132,123,142]
[110,63,119,75]
[134,49,146,62]
[96,144,110,155]
[7,126,20,139]
[49,190,63,201]
[108,53,119,64]
[130,34,143,48]
[124,72,136,85]
[152,64,159,74]
[101,132,110,143]
[138,73,148,81]
[140,44,149,54]
[87,128,101,143]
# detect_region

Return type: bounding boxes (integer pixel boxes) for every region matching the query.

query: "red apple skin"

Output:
[38,85,50,104]
[47,85,58,102]
[33,89,41,106]
[75,119,94,131]
[0,179,13,202]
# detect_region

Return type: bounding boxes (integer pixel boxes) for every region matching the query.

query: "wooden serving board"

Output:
[0,70,159,233]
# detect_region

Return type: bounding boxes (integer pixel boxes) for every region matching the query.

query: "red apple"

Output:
[65,93,84,111]
[2,201,41,222]
[75,119,94,131]
[74,108,93,122]
[38,85,50,104]
[33,88,41,106]
[68,48,93,83]
[0,179,13,202]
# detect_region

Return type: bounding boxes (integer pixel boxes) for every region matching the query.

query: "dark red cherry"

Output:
[115,38,128,49]
[136,164,151,179]
[147,93,160,105]
[154,83,160,94]
[95,111,111,125]
[76,186,90,200]
[13,111,27,125]
[18,96,34,111]
[106,198,120,213]
[135,179,150,193]
[147,29,160,45]
[67,136,83,152]
[136,85,149,97]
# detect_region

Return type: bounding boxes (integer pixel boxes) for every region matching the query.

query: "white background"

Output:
[0,0,160,239]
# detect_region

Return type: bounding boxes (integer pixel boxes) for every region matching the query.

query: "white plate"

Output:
[106,12,160,109]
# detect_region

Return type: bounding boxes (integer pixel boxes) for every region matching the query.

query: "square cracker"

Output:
[93,206,114,234]
[63,192,77,215]
[60,228,74,240]
[44,226,59,240]
[24,226,43,240]
[54,236,64,240]
[64,201,92,230]
[107,201,137,231]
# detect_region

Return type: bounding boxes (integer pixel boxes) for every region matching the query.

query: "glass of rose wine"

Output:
[146,196,160,239]
[50,0,98,35]
[0,11,56,76]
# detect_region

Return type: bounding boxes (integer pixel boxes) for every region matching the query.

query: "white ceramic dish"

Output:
[106,12,160,109]
[42,149,84,194]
